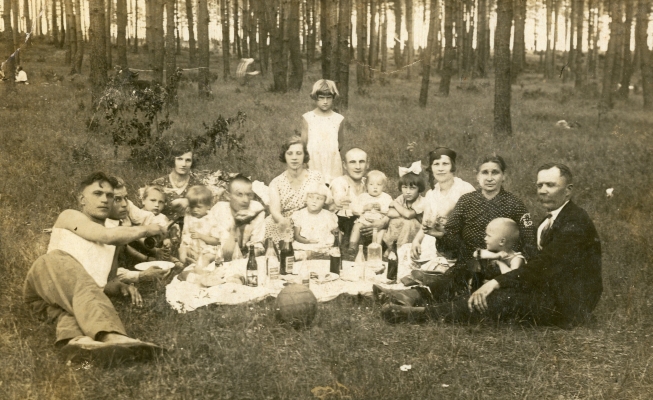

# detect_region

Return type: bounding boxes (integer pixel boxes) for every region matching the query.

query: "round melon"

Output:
[275,284,318,329]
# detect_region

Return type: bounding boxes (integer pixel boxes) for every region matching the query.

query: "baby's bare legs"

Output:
[348,223,362,251]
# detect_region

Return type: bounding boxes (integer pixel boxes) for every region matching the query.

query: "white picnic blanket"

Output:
[166,258,407,313]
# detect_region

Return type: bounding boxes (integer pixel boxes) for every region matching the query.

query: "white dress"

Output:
[419,177,476,261]
[291,208,339,251]
[303,110,344,184]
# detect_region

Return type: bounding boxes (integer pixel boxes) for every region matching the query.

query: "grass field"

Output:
[1,41,652,399]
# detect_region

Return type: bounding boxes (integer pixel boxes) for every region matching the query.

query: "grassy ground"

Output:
[1,41,652,399]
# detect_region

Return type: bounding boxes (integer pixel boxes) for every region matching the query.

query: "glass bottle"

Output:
[354,245,366,281]
[366,229,383,271]
[386,241,398,282]
[280,240,295,275]
[246,244,258,287]
[329,234,342,274]
[266,238,280,281]
[287,240,295,274]
[214,239,224,269]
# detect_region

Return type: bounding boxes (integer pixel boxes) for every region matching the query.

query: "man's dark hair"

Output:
[228,174,252,191]
[78,172,117,193]
[537,163,574,184]
[110,176,126,190]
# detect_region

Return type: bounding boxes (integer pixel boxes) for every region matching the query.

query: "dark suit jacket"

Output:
[494,200,602,327]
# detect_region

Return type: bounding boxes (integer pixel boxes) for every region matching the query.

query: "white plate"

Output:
[134,261,175,271]
[311,272,339,283]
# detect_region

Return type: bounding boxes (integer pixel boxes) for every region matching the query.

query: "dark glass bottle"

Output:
[329,234,342,274]
[246,244,258,287]
[279,240,294,275]
[386,241,398,282]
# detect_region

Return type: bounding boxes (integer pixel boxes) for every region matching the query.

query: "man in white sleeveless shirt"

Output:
[23,172,167,365]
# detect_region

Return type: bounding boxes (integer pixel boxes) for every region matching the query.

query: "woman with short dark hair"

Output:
[150,144,201,218]
[265,136,325,244]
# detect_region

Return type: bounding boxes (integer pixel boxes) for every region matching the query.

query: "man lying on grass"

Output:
[377,163,603,328]
[23,172,167,365]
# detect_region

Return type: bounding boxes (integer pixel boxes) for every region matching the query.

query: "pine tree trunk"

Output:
[419,0,437,107]
[197,0,210,95]
[586,0,594,76]
[89,0,108,101]
[269,0,288,91]
[186,0,196,65]
[221,0,231,79]
[616,0,634,99]
[574,0,585,88]
[476,0,487,77]
[356,0,368,85]
[564,0,575,82]
[327,0,340,81]
[610,1,624,92]
[600,0,622,110]
[405,0,413,78]
[337,0,351,108]
[636,0,653,109]
[544,0,553,79]
[23,0,32,33]
[256,0,269,74]
[592,0,601,78]
[106,0,113,68]
[552,0,560,73]
[166,0,176,87]
[493,0,513,137]
[393,0,402,68]
[116,0,128,66]
[242,0,249,57]
[60,2,66,48]
[306,0,316,66]
[464,0,474,76]
[64,0,75,65]
[234,0,241,58]
[439,0,453,94]
[369,0,377,79]
[288,0,303,90]
[74,0,84,73]
[52,0,60,45]
[2,0,16,91]
[511,0,525,82]
[150,0,164,82]
[380,0,387,72]
[133,0,139,53]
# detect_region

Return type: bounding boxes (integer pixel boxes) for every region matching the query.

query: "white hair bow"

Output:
[399,161,422,177]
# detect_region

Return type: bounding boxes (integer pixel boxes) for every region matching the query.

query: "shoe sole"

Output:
[60,342,165,367]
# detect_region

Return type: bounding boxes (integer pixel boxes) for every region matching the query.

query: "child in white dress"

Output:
[348,170,393,251]
[301,79,345,184]
[291,183,339,252]
[385,162,427,248]
[179,186,220,265]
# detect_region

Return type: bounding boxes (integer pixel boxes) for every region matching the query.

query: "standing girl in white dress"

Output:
[301,80,345,184]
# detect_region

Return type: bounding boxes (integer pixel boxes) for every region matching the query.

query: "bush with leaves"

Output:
[127,113,248,170]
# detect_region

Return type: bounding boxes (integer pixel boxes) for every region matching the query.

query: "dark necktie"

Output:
[540,213,553,246]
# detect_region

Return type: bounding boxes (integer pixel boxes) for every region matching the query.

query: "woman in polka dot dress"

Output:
[435,154,537,263]
[265,136,325,245]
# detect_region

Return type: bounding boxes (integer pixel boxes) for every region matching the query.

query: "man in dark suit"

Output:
[380,163,603,328]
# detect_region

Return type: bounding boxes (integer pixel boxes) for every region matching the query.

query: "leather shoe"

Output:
[372,284,416,307]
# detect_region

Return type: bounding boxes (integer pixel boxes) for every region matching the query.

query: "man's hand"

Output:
[234,209,259,225]
[468,279,500,313]
[422,224,445,238]
[139,266,170,281]
[152,247,171,260]
[170,198,189,213]
[121,283,143,307]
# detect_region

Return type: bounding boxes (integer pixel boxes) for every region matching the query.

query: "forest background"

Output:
[1,0,653,398]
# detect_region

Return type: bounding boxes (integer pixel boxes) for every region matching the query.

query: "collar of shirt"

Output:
[545,200,570,226]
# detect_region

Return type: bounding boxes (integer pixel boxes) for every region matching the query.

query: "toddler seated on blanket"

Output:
[291,183,339,252]
[472,217,525,286]
[384,164,426,250]
[179,185,221,265]
[348,170,393,251]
